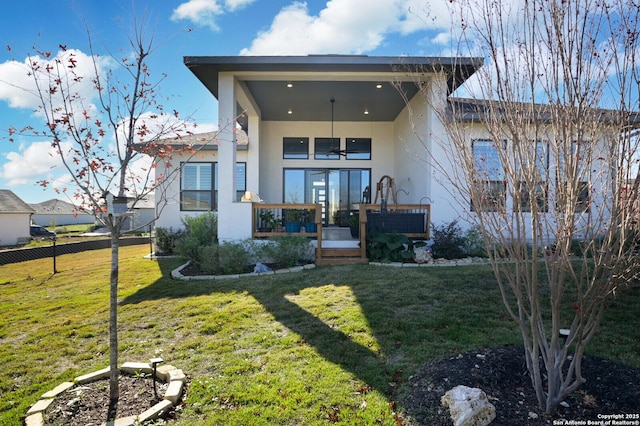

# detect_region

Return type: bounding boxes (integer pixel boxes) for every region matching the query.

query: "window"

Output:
[471,139,506,212]
[516,141,549,212]
[181,162,246,211]
[283,137,309,159]
[314,138,340,160]
[345,138,371,160]
[181,163,213,211]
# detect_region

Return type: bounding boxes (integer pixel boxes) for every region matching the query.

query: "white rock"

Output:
[441,385,496,426]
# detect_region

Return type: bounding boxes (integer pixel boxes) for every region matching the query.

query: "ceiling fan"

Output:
[327,98,359,157]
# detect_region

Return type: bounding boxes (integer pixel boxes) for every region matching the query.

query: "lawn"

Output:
[0,245,638,425]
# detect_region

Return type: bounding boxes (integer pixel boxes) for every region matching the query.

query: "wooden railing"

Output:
[358,204,431,260]
[251,203,323,238]
[251,202,430,263]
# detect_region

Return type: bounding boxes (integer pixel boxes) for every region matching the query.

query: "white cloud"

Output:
[240,0,453,56]
[171,0,257,31]
[0,49,107,112]
[0,140,65,186]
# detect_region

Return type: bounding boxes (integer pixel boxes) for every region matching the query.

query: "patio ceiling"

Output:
[184,55,483,127]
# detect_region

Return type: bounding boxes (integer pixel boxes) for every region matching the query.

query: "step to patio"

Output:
[316,248,368,266]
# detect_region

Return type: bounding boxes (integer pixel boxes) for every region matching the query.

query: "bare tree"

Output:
[5,17,214,413]
[404,0,640,414]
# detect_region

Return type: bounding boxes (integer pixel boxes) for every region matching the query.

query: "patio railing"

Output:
[357,204,431,259]
[252,203,323,238]
[251,202,430,263]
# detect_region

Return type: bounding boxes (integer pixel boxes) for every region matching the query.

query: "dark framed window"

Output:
[471,139,506,212]
[345,138,371,160]
[181,162,213,211]
[283,137,309,159]
[181,162,246,211]
[314,138,340,160]
[517,141,549,212]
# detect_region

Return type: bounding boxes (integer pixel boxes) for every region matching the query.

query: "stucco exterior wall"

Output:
[0,213,31,246]
[258,120,395,203]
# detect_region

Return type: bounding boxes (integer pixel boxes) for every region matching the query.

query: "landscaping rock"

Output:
[441,385,496,426]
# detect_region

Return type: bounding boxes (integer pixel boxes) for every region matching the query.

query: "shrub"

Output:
[218,241,252,274]
[197,245,221,274]
[155,227,184,254]
[463,226,488,257]
[176,236,203,263]
[431,220,466,259]
[263,235,314,267]
[182,212,218,247]
[366,230,414,262]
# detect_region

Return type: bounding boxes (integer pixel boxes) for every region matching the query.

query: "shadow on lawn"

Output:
[121,261,422,398]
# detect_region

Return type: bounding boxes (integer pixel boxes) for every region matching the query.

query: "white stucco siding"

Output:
[153,148,250,231]
[441,121,617,239]
[0,213,31,246]
[258,120,395,203]
[392,75,465,228]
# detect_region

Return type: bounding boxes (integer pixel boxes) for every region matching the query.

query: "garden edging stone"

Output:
[24,362,186,426]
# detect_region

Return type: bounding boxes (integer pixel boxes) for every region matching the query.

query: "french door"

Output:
[284,168,371,226]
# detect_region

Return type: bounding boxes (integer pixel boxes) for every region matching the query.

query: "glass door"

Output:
[284,168,370,226]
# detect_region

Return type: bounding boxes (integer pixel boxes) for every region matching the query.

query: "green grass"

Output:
[0,247,638,425]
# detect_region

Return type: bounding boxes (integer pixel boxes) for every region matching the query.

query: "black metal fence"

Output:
[0,237,151,266]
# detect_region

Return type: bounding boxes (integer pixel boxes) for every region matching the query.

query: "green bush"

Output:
[176,212,218,262]
[182,212,218,246]
[463,226,488,257]
[431,220,466,259]
[176,236,203,263]
[155,227,184,254]
[263,236,313,267]
[218,241,252,274]
[197,245,221,274]
[365,230,414,263]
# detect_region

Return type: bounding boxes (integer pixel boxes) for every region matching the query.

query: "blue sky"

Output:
[0,0,453,203]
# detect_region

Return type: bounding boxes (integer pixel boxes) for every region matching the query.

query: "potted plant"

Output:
[258,209,276,232]
[284,208,303,233]
[302,208,317,233]
[346,214,359,238]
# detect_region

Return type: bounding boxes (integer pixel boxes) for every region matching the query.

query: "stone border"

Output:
[369,257,490,268]
[171,261,316,280]
[170,258,491,280]
[25,362,186,426]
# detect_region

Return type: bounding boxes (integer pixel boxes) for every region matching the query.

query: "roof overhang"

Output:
[184,55,483,124]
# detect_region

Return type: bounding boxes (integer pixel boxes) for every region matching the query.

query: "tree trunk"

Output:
[109,232,119,402]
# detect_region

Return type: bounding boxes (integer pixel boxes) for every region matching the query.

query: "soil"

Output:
[42,347,639,426]
[398,345,640,425]
[43,374,185,425]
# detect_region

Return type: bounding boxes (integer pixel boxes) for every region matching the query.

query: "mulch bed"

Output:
[43,374,185,425]
[398,345,640,425]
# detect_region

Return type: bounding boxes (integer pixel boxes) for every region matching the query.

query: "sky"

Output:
[0,0,457,204]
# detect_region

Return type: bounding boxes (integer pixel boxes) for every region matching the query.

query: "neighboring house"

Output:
[153,55,482,241]
[0,189,34,246]
[126,193,156,232]
[30,199,95,227]
[99,192,156,232]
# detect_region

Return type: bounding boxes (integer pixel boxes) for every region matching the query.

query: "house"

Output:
[30,199,95,227]
[153,55,482,248]
[151,55,637,261]
[0,189,35,246]
[125,193,156,232]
